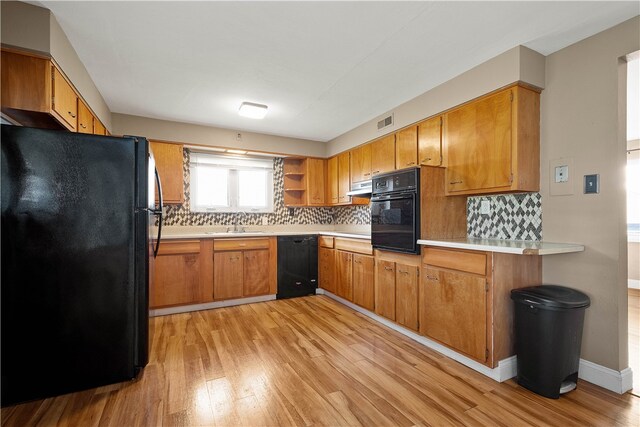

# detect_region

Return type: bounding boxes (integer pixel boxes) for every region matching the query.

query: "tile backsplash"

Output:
[467,193,542,241]
[161,151,370,227]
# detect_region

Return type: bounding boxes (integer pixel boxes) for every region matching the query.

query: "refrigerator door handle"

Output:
[153,167,163,258]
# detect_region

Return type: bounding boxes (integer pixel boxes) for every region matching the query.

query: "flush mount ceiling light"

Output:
[238,102,268,119]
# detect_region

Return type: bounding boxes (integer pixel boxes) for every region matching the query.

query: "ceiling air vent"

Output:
[377,113,393,131]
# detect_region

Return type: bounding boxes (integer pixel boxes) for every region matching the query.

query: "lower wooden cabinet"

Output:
[243,249,270,296]
[420,267,487,361]
[352,254,374,311]
[374,260,396,320]
[395,264,419,331]
[151,237,276,309]
[420,246,541,367]
[150,240,213,309]
[335,250,353,300]
[318,246,336,293]
[213,238,275,301]
[213,251,244,300]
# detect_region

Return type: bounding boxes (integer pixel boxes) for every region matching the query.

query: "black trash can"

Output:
[510,285,590,399]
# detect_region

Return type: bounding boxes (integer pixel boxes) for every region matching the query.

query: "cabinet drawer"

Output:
[319,236,334,248]
[157,240,200,256]
[334,238,373,255]
[214,238,270,251]
[422,247,486,276]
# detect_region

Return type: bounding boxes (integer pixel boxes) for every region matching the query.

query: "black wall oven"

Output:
[371,168,420,254]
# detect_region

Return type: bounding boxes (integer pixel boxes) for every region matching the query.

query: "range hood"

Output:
[346,180,372,197]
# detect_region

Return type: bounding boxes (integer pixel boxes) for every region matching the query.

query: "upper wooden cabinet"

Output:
[77,99,94,134]
[395,126,418,170]
[327,156,339,205]
[52,67,78,131]
[283,157,326,207]
[444,84,540,195]
[150,141,184,205]
[94,119,107,136]
[306,158,326,206]
[418,116,442,166]
[350,144,371,183]
[337,152,351,204]
[1,49,108,136]
[371,134,395,177]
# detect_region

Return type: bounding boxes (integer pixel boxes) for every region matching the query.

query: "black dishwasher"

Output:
[277,235,318,299]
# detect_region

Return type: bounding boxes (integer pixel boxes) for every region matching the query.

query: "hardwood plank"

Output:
[3,295,638,427]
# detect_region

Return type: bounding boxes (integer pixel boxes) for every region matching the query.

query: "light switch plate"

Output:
[584,174,599,194]
[550,157,575,196]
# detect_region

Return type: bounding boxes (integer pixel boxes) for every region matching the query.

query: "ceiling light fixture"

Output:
[239,102,268,119]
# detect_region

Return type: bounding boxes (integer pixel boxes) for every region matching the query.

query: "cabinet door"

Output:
[214,251,244,300]
[418,116,442,166]
[52,67,78,131]
[337,152,351,205]
[335,250,353,300]
[350,144,371,183]
[94,120,106,136]
[420,267,487,361]
[327,156,339,205]
[395,126,418,169]
[151,241,202,308]
[445,89,512,193]
[375,260,396,320]
[243,249,270,297]
[371,135,395,177]
[77,99,94,134]
[319,247,336,293]
[395,264,419,331]
[307,158,326,206]
[352,254,374,311]
[150,141,184,204]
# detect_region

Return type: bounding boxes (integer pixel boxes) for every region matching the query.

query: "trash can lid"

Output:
[510,285,590,309]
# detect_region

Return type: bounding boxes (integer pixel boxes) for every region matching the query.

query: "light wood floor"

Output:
[2,295,639,426]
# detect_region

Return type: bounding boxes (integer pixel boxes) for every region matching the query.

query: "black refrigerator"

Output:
[1,125,163,406]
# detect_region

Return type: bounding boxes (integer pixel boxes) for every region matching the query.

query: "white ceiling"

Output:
[35,1,639,142]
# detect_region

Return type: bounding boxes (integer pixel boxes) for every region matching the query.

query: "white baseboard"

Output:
[628,279,640,289]
[149,294,276,317]
[578,359,634,394]
[317,289,634,393]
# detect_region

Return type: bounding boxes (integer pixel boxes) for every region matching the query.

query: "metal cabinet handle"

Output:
[364,172,371,176]
[354,259,361,264]
[449,180,463,185]
[80,123,87,129]
[406,162,415,166]
[384,266,393,271]
[421,158,432,163]
[68,111,76,118]
[373,170,380,174]
[426,275,439,281]
[398,270,409,275]
[295,281,302,285]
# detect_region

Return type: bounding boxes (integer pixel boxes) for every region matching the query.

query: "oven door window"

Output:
[371,196,416,253]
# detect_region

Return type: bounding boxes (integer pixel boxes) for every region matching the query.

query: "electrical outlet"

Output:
[261,216,268,226]
[236,133,242,141]
[555,165,569,183]
[480,200,491,215]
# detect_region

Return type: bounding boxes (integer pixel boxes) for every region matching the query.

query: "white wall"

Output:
[326,45,545,156]
[541,16,639,371]
[112,113,327,158]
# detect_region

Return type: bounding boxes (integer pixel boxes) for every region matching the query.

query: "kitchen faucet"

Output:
[232,211,247,233]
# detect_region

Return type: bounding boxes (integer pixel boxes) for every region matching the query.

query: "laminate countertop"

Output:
[417,238,585,255]
[160,229,372,241]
